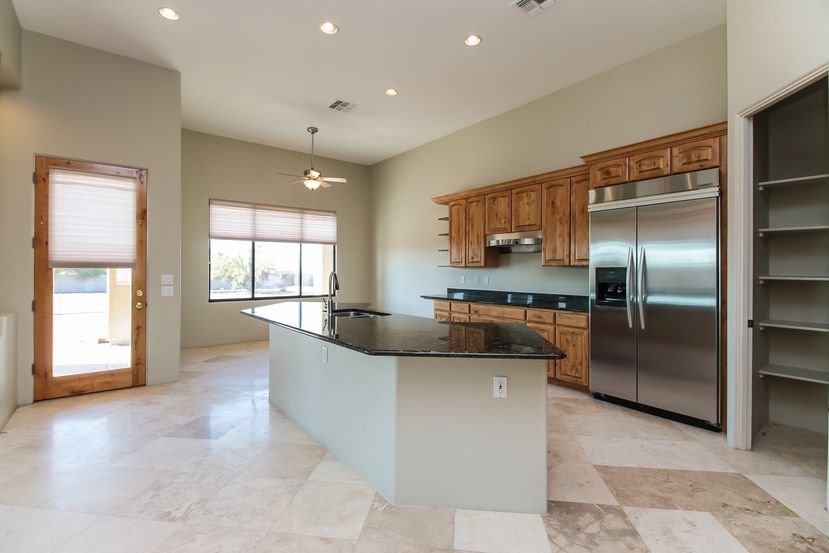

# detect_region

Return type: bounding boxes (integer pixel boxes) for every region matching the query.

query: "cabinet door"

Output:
[555,326,588,387]
[448,200,466,267]
[542,178,571,266]
[569,173,590,266]
[590,157,628,188]
[485,191,511,234]
[435,310,450,321]
[630,148,671,181]
[465,197,486,267]
[511,184,542,231]
[672,138,720,174]
[527,323,556,379]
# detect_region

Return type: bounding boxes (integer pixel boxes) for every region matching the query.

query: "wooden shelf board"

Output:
[759,364,829,385]
[757,173,829,190]
[758,275,829,283]
[758,319,829,333]
[437,217,449,221]
[758,225,829,236]
[437,233,449,237]
[437,249,449,252]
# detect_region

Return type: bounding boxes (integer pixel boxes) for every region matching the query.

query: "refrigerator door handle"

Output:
[625,247,634,329]
[637,247,646,329]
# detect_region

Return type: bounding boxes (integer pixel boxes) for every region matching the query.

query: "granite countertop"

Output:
[241,301,564,360]
[422,288,589,313]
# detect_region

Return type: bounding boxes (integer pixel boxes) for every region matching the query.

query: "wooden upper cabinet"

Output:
[541,178,571,266]
[555,325,589,387]
[511,184,542,231]
[569,173,590,266]
[672,137,720,174]
[630,148,671,181]
[590,157,629,188]
[448,200,466,267]
[465,196,486,267]
[485,191,511,234]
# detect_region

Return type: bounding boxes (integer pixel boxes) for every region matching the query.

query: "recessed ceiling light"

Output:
[384,88,399,97]
[464,34,482,46]
[320,21,338,35]
[158,7,180,21]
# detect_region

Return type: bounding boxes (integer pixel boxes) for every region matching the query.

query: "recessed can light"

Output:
[320,21,338,35]
[384,88,399,96]
[464,34,482,46]
[158,7,180,21]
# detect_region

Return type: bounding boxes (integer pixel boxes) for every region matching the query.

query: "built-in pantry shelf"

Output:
[757,319,829,333]
[438,216,449,221]
[757,173,829,191]
[759,364,829,385]
[758,225,829,236]
[438,233,449,237]
[758,275,829,284]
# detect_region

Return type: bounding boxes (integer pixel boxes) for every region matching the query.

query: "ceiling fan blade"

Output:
[286,179,304,185]
[320,181,332,188]
[278,172,304,178]
[322,177,347,183]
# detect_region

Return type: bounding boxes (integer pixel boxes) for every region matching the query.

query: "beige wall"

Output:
[0,32,182,405]
[181,130,373,348]
[0,0,21,88]
[370,26,727,317]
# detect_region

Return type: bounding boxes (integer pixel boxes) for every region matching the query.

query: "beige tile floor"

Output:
[1,341,828,552]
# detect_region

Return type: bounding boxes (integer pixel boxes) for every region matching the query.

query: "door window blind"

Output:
[209,200,337,245]
[48,169,137,268]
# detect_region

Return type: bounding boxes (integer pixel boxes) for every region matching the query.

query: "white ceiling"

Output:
[12,0,725,165]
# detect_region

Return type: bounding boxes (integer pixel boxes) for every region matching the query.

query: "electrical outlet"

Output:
[493,376,508,398]
[460,275,465,284]
[483,276,490,285]
[473,276,480,284]
[321,346,328,363]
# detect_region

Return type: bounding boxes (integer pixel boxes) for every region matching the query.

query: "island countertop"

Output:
[241,301,564,360]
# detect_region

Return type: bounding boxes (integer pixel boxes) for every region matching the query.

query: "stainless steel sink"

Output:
[332,309,390,319]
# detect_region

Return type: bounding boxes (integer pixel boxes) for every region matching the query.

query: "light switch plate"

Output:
[161,286,174,297]
[161,274,174,285]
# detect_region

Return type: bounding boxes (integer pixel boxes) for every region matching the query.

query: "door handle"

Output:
[135,302,144,310]
[637,247,646,330]
[625,247,634,329]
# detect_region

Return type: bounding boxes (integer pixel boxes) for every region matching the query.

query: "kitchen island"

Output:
[242,301,563,513]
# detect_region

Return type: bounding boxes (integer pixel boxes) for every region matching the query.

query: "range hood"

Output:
[486,231,543,253]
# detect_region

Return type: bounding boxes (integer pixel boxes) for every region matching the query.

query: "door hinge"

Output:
[31,300,35,312]
[32,237,36,248]
[31,363,35,375]
[747,319,754,328]
[32,171,36,184]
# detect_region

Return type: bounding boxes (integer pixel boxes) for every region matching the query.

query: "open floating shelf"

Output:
[757,319,829,333]
[438,233,449,237]
[437,248,448,252]
[438,217,449,221]
[757,173,829,191]
[759,364,829,385]
[758,225,829,236]
[758,275,829,284]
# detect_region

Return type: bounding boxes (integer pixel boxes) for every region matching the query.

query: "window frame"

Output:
[208,239,337,303]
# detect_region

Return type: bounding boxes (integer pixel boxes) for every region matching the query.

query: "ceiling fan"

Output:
[279,127,347,190]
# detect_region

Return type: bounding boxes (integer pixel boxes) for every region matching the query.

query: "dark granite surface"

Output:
[422,288,589,313]
[241,301,564,360]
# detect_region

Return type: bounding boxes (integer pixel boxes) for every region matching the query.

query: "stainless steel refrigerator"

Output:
[588,168,720,427]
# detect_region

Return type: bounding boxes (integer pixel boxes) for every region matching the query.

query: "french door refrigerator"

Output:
[588,168,720,428]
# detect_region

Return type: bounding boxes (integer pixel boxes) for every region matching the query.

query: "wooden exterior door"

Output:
[541,178,570,266]
[34,157,147,401]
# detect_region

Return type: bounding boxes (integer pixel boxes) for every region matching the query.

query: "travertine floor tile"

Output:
[716,512,829,553]
[156,523,267,553]
[56,515,180,553]
[357,494,454,549]
[117,469,234,522]
[548,462,618,505]
[165,415,246,440]
[624,506,749,553]
[543,500,649,553]
[243,443,326,480]
[0,505,99,553]
[454,509,551,553]
[747,474,829,536]
[256,532,356,553]
[308,456,366,484]
[272,480,375,540]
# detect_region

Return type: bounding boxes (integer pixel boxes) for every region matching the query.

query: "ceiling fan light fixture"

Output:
[303,178,322,190]
[464,34,482,46]
[384,88,399,96]
[158,7,180,21]
[320,21,338,35]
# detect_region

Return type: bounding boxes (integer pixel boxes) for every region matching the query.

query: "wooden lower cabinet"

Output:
[554,325,589,387]
[434,309,450,321]
[527,323,556,379]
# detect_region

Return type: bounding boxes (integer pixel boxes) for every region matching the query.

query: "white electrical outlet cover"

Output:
[493,376,508,398]
[322,346,328,363]
[483,276,490,285]
[161,274,174,285]
[161,286,174,297]
[460,275,465,284]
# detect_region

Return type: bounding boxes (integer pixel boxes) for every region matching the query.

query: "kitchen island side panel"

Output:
[394,356,548,513]
[268,325,398,500]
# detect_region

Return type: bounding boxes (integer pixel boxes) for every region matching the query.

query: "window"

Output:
[208,200,336,301]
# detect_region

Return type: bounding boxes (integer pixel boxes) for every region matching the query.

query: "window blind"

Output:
[209,200,337,245]
[48,169,137,268]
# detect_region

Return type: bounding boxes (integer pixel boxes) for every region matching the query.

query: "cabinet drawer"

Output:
[469,314,499,323]
[526,309,555,324]
[470,304,526,321]
[672,138,720,173]
[434,300,450,312]
[450,302,470,313]
[590,157,628,188]
[435,310,450,321]
[450,313,470,323]
[630,148,671,181]
[555,311,588,329]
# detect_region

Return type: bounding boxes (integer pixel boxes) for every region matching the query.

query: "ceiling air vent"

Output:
[512,0,558,16]
[329,100,358,112]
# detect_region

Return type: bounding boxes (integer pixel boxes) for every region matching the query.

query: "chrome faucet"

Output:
[326,271,340,312]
